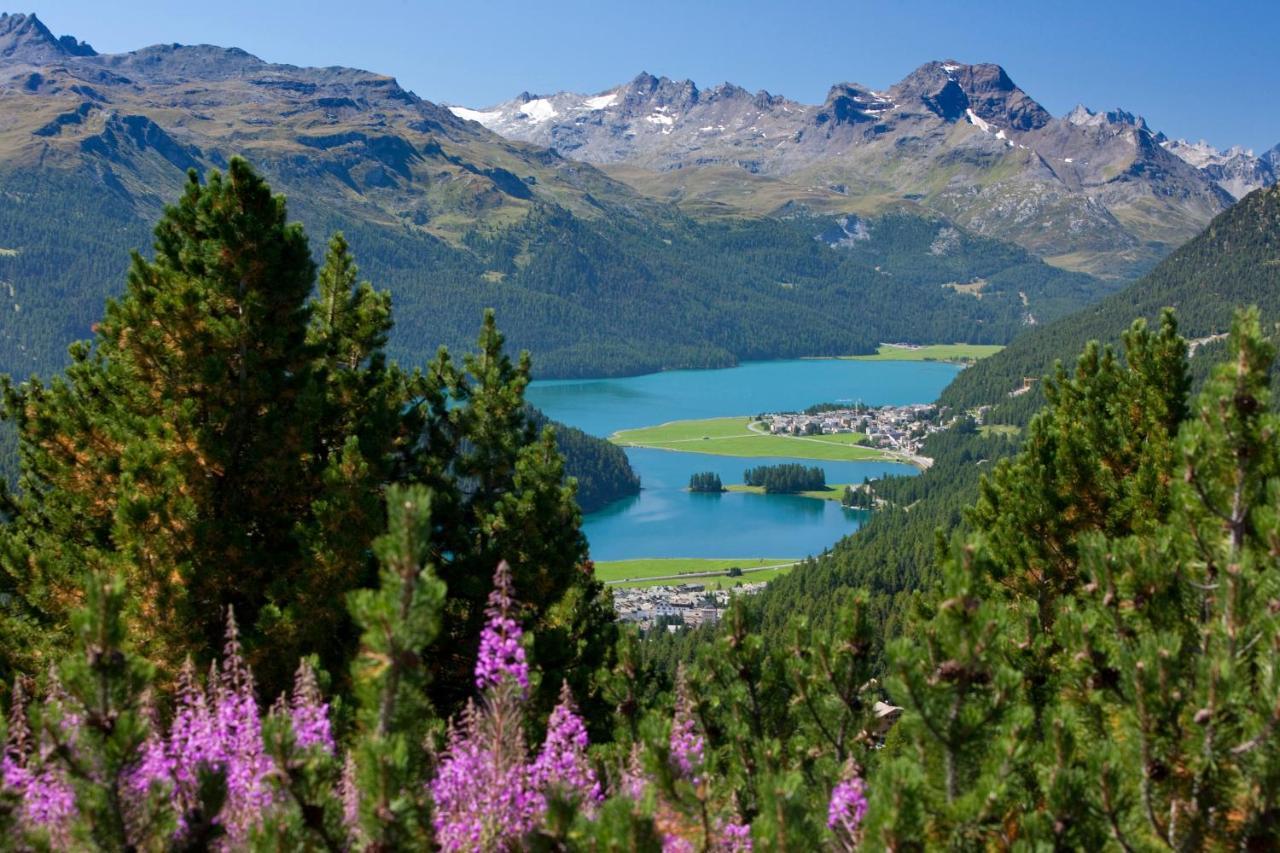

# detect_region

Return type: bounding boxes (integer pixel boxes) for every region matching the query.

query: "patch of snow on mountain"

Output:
[519,98,557,122]
[583,92,618,110]
[965,108,994,134]
[449,106,502,127]
[645,113,675,126]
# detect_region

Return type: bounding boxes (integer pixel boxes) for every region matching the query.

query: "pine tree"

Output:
[3,163,414,692]
[1057,308,1280,848]
[419,311,612,721]
[2,160,321,681]
[344,484,445,849]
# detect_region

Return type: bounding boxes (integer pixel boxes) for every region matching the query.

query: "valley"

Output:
[1,6,1278,848]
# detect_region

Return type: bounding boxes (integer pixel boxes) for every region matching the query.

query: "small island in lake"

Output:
[688,471,725,492]
[742,463,826,494]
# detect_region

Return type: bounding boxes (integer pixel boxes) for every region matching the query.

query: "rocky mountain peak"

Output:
[1160,137,1278,200]
[0,12,95,61]
[618,71,700,111]
[816,82,890,126]
[1066,104,1150,133]
[887,60,1049,131]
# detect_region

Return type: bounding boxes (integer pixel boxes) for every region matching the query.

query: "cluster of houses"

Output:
[612,580,769,631]
[762,403,945,455]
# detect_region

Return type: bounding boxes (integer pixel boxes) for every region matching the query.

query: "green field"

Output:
[845,343,1005,363]
[610,417,892,462]
[725,483,849,502]
[594,557,798,588]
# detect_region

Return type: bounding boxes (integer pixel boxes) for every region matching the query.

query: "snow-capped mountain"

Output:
[1159,138,1277,200]
[452,63,1277,278]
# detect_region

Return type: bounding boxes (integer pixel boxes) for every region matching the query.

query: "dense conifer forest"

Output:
[0,166,1112,384]
[526,407,641,513]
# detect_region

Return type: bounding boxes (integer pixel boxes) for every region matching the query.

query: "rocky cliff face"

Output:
[454,62,1276,278]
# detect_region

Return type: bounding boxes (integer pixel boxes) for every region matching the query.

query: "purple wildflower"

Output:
[46,668,82,746]
[715,818,754,852]
[167,658,218,809]
[620,743,648,801]
[827,772,868,840]
[290,660,334,753]
[429,703,543,851]
[339,751,363,846]
[475,561,529,694]
[662,834,697,853]
[126,691,173,797]
[2,678,76,843]
[532,683,601,805]
[669,668,704,783]
[213,610,276,843]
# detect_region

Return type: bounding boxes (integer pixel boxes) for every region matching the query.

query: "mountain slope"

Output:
[456,65,1276,279]
[0,14,1115,381]
[940,182,1280,412]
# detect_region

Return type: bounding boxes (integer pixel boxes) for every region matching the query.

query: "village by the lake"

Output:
[759,402,947,459]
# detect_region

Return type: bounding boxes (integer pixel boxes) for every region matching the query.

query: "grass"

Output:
[594,557,799,588]
[979,424,1021,438]
[724,483,849,502]
[610,417,892,462]
[845,343,1005,363]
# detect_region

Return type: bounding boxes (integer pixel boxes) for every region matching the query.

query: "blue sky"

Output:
[34,0,1280,152]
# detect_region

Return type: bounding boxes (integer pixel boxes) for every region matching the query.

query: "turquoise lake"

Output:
[527,359,962,561]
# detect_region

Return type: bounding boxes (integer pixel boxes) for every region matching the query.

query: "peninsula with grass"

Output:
[611,416,891,462]
[845,342,1005,363]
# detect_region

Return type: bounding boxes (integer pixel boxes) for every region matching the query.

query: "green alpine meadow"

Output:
[1,5,1279,850]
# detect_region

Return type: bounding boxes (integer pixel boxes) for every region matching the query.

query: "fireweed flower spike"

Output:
[715,818,754,852]
[2,678,76,843]
[125,689,173,797]
[533,682,602,806]
[475,560,529,693]
[827,769,868,844]
[290,660,335,753]
[167,657,216,813]
[669,667,704,784]
[212,609,276,842]
[621,743,648,801]
[429,700,542,850]
[339,750,362,845]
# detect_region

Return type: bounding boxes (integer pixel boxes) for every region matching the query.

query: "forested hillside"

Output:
[0,167,1112,382]
[941,183,1280,413]
[527,407,640,512]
